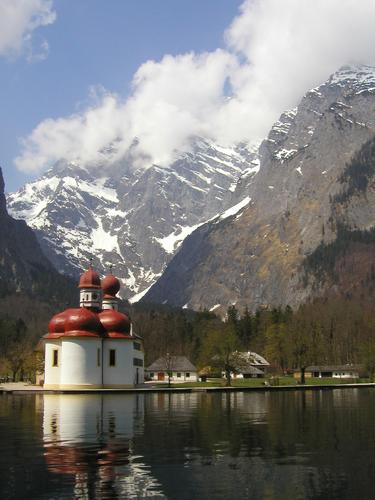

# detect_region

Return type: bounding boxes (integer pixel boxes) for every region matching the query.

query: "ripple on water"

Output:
[0,389,375,499]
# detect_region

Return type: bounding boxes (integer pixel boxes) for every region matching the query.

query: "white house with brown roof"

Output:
[228,351,270,379]
[294,365,364,379]
[146,356,198,382]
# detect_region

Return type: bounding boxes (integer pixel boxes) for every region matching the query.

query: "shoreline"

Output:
[1,381,375,395]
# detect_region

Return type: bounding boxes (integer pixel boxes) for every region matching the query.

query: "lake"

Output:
[0,389,374,499]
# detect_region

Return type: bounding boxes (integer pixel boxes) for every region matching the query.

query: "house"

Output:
[236,365,265,379]
[146,356,198,382]
[227,351,270,379]
[42,266,144,389]
[293,365,364,379]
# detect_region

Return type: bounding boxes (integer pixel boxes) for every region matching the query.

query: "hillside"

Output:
[0,167,75,305]
[144,65,375,312]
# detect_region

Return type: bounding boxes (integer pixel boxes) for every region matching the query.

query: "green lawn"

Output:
[164,376,372,389]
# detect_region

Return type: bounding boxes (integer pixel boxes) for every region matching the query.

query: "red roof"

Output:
[98,309,131,338]
[44,268,134,340]
[46,308,104,339]
[46,307,134,339]
[78,267,101,289]
[48,311,68,338]
[102,274,120,296]
[64,308,104,337]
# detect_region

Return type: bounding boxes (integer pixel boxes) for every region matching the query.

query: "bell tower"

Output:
[78,263,102,310]
[101,267,121,311]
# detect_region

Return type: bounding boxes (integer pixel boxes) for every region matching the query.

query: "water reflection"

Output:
[1,388,374,499]
[42,394,164,499]
[136,390,365,499]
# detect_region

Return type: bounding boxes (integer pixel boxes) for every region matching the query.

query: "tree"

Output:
[264,323,289,372]
[360,341,375,381]
[288,312,325,384]
[238,307,253,349]
[199,323,241,386]
[0,317,35,381]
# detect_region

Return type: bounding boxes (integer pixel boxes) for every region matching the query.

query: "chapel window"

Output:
[52,349,58,367]
[109,349,116,366]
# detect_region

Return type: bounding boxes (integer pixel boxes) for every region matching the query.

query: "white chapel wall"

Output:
[60,338,102,386]
[44,341,61,386]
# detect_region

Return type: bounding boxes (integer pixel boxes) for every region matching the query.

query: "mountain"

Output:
[7,139,258,300]
[143,65,375,312]
[0,167,75,304]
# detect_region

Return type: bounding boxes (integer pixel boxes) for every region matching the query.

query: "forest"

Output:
[1,293,375,382]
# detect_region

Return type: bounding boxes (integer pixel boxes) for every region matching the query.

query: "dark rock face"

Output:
[0,168,75,302]
[144,65,375,313]
[0,168,6,216]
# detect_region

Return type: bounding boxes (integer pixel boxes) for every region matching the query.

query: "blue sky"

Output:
[2,0,375,193]
[0,0,242,191]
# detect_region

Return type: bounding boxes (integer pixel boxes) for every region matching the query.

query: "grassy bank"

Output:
[165,377,372,388]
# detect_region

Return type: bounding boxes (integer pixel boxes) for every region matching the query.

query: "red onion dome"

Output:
[47,311,68,338]
[64,308,104,337]
[98,309,131,338]
[102,274,121,297]
[78,267,101,289]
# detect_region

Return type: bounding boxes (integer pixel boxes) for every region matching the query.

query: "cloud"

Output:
[15,0,375,173]
[0,0,56,60]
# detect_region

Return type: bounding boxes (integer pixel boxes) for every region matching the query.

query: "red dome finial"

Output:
[102,268,121,297]
[78,265,101,289]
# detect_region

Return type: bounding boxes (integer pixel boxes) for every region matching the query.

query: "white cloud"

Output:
[15,0,375,173]
[0,0,56,60]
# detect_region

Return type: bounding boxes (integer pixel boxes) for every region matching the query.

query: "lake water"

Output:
[0,389,374,499]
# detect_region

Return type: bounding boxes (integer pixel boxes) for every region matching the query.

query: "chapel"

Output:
[43,266,144,389]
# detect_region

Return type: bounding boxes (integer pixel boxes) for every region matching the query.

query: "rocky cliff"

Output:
[7,139,258,300]
[0,167,75,303]
[144,65,375,312]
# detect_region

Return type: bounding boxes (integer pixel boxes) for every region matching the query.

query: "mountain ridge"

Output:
[0,167,76,304]
[7,138,258,299]
[7,64,375,312]
[143,64,375,312]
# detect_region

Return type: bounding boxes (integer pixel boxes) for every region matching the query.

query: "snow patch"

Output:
[274,148,298,163]
[210,304,221,312]
[91,219,119,253]
[170,171,208,193]
[128,283,154,304]
[155,223,202,254]
[218,196,250,221]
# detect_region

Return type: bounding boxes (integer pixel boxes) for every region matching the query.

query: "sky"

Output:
[2,0,375,192]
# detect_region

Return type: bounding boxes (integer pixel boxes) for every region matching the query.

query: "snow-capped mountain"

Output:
[144,65,375,312]
[0,167,76,302]
[7,138,258,299]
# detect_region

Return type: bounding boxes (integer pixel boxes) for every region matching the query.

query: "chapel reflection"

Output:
[41,390,362,499]
[42,393,164,499]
